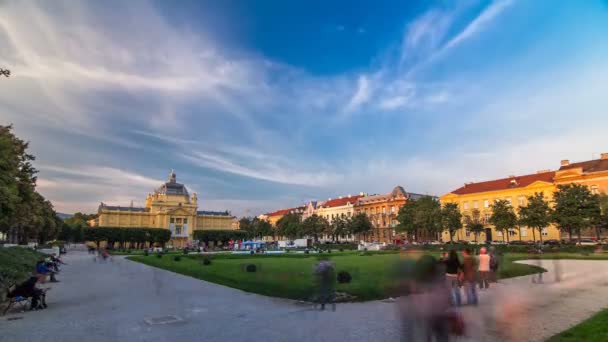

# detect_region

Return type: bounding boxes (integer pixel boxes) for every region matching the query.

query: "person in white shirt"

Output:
[478,247,491,289]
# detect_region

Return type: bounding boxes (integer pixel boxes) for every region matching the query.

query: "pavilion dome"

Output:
[156,170,189,196]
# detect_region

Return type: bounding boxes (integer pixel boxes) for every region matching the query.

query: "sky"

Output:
[1,0,608,217]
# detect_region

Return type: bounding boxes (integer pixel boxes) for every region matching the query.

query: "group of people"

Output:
[8,254,66,311]
[441,247,499,306]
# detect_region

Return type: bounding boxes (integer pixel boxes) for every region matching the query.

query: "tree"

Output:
[600,194,608,238]
[552,184,601,242]
[300,214,327,243]
[331,216,350,242]
[276,212,302,240]
[396,196,442,241]
[441,203,462,242]
[253,218,273,240]
[519,192,552,244]
[489,199,518,243]
[348,213,373,241]
[464,209,485,243]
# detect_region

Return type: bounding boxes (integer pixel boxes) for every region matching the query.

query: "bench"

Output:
[3,285,32,315]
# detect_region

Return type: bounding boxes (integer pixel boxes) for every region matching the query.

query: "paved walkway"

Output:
[2,252,608,341]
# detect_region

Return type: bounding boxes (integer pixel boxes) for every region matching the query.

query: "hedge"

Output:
[84,227,171,249]
[316,243,357,250]
[0,247,45,303]
[193,230,248,244]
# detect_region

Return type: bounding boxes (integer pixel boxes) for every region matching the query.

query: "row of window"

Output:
[462,196,523,210]
[169,217,188,224]
[464,227,549,237]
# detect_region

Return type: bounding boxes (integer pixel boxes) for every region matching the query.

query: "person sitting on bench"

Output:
[10,276,47,310]
[36,259,58,283]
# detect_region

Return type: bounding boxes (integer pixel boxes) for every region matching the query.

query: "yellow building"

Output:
[95,170,237,247]
[441,171,560,243]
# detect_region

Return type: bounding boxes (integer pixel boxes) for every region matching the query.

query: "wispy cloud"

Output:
[343,75,372,113]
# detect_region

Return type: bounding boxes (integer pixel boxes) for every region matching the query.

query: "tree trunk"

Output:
[596,226,601,241]
[532,228,536,243]
[506,230,510,243]
[449,231,454,243]
[569,230,573,242]
[502,231,506,243]
[577,229,582,244]
[538,227,543,244]
[518,226,522,240]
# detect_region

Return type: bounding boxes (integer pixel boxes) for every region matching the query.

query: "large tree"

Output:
[331,215,350,243]
[464,209,485,243]
[489,199,518,243]
[552,184,601,242]
[441,203,462,242]
[519,192,552,244]
[300,214,327,242]
[396,196,442,241]
[0,125,59,244]
[348,213,373,242]
[276,212,302,240]
[252,217,273,240]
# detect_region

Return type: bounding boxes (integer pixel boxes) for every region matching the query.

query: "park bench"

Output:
[3,284,32,315]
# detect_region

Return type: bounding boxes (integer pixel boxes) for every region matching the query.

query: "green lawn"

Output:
[546,308,608,342]
[128,251,545,301]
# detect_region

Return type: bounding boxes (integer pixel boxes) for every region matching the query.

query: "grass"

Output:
[128,250,545,301]
[546,308,608,342]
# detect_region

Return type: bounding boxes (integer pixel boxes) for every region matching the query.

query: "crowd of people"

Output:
[8,253,66,311]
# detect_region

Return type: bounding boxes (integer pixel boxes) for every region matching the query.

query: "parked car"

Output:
[491,240,506,245]
[543,239,560,246]
[508,240,525,245]
[577,239,598,246]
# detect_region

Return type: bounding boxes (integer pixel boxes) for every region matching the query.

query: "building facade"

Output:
[355,186,428,243]
[440,154,608,243]
[95,170,237,247]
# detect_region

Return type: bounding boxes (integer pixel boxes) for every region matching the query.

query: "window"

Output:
[347,211,351,217]
[518,197,525,206]
[509,230,516,237]
[183,218,188,224]
[383,230,387,238]
[497,231,503,237]
[176,218,182,224]
[466,229,471,237]
[382,207,386,214]
[175,226,182,235]
[521,227,527,237]
[506,198,512,205]
[170,218,175,223]
[541,227,548,236]
[391,206,395,214]
[463,202,469,210]
[484,214,491,224]
[473,201,478,209]
[591,185,599,195]
[483,200,489,208]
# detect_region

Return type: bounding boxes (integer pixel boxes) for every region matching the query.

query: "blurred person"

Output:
[531,246,543,284]
[314,258,336,311]
[36,259,58,283]
[489,247,499,282]
[444,250,463,306]
[9,276,47,310]
[478,247,490,290]
[462,248,478,305]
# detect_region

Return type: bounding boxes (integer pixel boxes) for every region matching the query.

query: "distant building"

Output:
[355,186,430,243]
[94,170,237,247]
[440,153,608,242]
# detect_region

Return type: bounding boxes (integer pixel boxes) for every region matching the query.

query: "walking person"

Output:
[444,250,462,306]
[489,247,499,282]
[462,248,478,305]
[314,258,336,311]
[478,247,490,290]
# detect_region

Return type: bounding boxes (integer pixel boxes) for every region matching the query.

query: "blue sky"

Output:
[1,0,607,216]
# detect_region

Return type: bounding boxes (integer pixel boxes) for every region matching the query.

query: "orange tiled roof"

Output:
[266,207,299,217]
[450,171,555,196]
[321,195,363,208]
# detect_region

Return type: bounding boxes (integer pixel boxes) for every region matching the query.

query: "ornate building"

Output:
[354,186,427,243]
[94,170,237,247]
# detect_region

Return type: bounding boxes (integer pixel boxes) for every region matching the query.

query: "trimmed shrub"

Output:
[156,253,162,258]
[246,264,257,272]
[337,271,352,284]
[183,248,189,255]
[202,258,212,266]
[173,256,181,262]
[304,250,309,254]
[339,249,344,252]
[143,250,149,256]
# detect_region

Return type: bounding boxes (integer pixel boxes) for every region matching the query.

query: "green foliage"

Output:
[300,214,328,242]
[337,270,352,284]
[0,247,44,301]
[552,184,601,241]
[464,209,485,243]
[396,196,442,240]
[519,192,553,243]
[317,243,357,250]
[84,227,171,248]
[0,125,60,244]
[173,255,181,262]
[546,307,608,342]
[192,230,248,244]
[277,212,304,240]
[245,264,257,272]
[489,199,518,242]
[156,253,163,258]
[202,258,211,265]
[441,203,462,242]
[348,213,373,238]
[331,216,351,242]
[240,217,273,240]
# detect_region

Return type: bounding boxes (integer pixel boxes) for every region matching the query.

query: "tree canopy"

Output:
[519,192,552,243]
[396,196,442,241]
[464,209,485,243]
[552,184,601,241]
[348,212,373,241]
[441,203,462,242]
[0,125,59,244]
[489,199,518,242]
[300,214,328,242]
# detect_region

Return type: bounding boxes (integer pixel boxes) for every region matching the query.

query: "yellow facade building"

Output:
[95,170,237,247]
[440,154,608,243]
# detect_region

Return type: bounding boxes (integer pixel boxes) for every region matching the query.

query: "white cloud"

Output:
[343,75,372,113]
[443,0,513,51]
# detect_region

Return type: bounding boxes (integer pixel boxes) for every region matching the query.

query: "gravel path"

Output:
[2,252,608,342]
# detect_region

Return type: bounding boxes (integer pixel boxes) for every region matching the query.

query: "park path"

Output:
[2,251,608,342]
